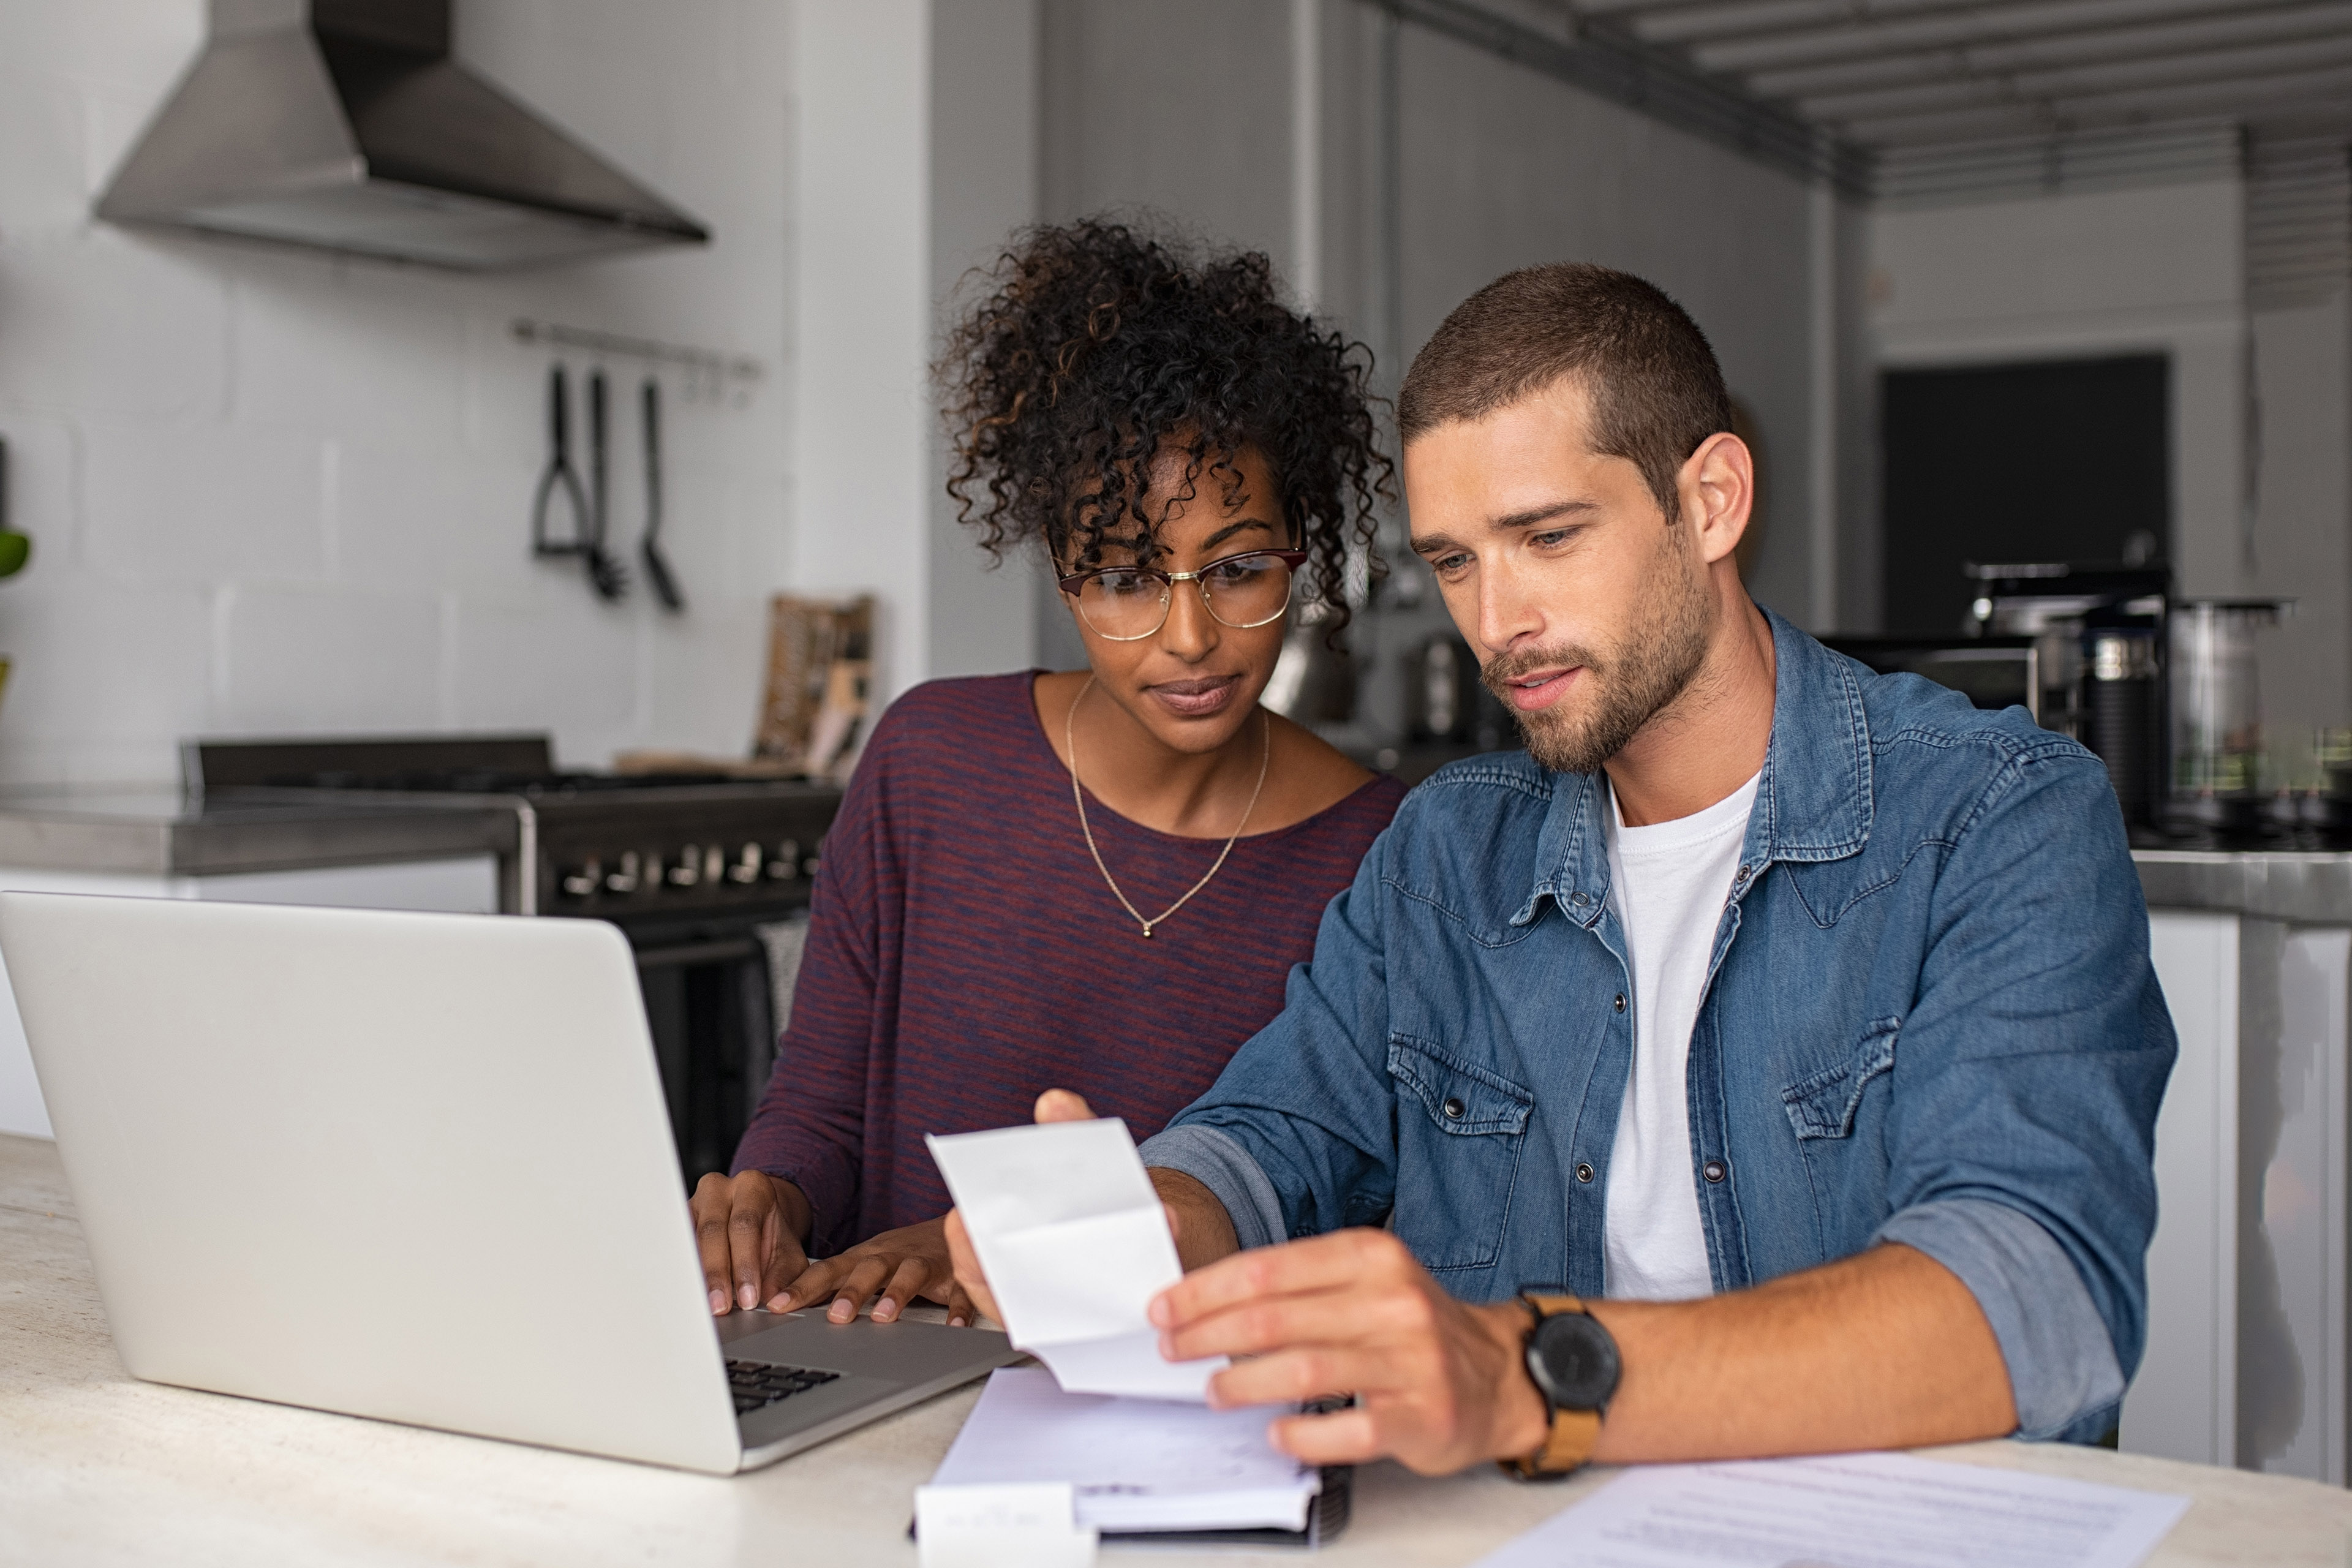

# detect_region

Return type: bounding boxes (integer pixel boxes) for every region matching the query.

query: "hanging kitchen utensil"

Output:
[529,364,590,562]
[0,436,27,579]
[583,368,629,601]
[639,377,684,612]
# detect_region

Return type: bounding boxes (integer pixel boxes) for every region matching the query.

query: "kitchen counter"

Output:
[2134,849,2352,922]
[0,788,517,878]
[0,794,2327,904]
[5,1133,2350,1567]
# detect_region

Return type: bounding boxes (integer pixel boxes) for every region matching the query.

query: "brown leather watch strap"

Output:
[1501,1292,1604,1480]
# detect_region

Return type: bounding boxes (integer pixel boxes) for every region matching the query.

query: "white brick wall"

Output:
[0,0,798,783]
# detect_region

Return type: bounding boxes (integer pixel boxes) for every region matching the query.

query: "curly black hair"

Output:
[937,217,1392,638]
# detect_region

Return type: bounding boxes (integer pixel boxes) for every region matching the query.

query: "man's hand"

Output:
[1148,1227,1546,1475]
[1147,1232,2018,1473]
[943,1089,1244,1325]
[772,1215,975,1325]
[690,1169,812,1316]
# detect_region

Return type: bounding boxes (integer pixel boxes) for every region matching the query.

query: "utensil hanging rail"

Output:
[509,318,762,384]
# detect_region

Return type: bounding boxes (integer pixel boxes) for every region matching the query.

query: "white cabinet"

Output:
[2125,910,2350,1483]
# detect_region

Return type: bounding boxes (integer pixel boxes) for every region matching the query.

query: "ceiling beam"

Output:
[1845,59,2352,143]
[1796,29,2352,121]
[1594,0,2009,43]
[1746,2,2352,99]
[1691,0,2320,72]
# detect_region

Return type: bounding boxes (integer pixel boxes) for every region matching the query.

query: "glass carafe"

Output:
[2171,600,2291,797]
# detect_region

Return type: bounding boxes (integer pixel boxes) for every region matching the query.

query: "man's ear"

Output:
[1679,432,1754,568]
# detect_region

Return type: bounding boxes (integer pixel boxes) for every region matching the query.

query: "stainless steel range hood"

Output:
[96,0,710,271]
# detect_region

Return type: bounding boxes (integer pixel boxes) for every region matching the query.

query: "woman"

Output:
[692,217,1403,1328]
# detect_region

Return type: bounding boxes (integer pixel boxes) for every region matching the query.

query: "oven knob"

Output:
[729,843,762,884]
[766,837,802,880]
[703,845,725,886]
[667,845,701,887]
[604,851,641,895]
[560,859,603,899]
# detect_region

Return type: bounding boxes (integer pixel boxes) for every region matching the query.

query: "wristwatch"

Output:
[1502,1291,1621,1480]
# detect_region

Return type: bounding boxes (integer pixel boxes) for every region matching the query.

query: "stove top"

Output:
[247,767,745,796]
[181,733,843,920]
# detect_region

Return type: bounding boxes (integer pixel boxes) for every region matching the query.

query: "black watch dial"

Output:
[1526,1310,1621,1413]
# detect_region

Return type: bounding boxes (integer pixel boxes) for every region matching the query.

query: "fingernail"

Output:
[1147,1297,1170,1327]
[739,1284,756,1310]
[949,1316,968,1328]
[709,1289,727,1314]
[773,1292,794,1311]
[874,1301,897,1322]
[829,1300,854,1323]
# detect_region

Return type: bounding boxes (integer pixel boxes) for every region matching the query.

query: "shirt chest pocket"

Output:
[1781,1018,1900,1140]
[1386,1035,1534,1274]
[1778,1018,1900,1250]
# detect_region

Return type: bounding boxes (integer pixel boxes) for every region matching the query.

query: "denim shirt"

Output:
[1142,609,2176,1445]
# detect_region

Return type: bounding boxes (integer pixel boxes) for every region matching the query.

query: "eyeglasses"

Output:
[1058,549,1309,641]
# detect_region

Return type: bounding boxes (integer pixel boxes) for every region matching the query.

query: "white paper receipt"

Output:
[1474,1452,2189,1568]
[927,1118,1224,1400]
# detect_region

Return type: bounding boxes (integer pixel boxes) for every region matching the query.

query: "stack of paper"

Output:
[927,1118,1223,1400]
[1474,1452,2189,1568]
[929,1367,1321,1536]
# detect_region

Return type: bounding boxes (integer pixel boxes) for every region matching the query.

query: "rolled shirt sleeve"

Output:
[1877,1198,2127,1442]
[1138,1125,1288,1252]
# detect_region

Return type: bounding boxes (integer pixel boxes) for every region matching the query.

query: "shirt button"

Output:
[1613,993,1627,1013]
[1575,1162,1595,1183]
[1703,1159,1728,1184]
[1442,1096,1465,1120]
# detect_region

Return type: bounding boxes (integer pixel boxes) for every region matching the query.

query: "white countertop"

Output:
[5,1131,2348,1567]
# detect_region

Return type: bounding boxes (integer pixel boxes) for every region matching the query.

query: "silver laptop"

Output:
[0,891,1019,1474]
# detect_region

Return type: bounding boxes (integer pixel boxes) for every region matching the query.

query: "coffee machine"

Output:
[1954,564,2310,847]
[1964,563,2172,835]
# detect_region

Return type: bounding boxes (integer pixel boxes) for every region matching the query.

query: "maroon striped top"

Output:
[731,672,1406,1254]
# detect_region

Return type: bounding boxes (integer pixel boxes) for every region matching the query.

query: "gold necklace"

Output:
[1064,676,1271,938]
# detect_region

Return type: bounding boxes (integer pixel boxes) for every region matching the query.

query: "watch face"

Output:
[1530,1311,1621,1411]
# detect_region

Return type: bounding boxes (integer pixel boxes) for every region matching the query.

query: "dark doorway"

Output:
[1880,355,2169,633]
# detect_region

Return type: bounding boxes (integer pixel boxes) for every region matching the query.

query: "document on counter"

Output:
[926,1118,1223,1400]
[1473,1452,2188,1568]
[927,1366,1319,1536]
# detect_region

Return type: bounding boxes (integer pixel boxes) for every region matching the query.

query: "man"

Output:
[948,263,2174,1477]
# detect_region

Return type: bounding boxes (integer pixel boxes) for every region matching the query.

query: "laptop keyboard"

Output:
[726,1359,841,1417]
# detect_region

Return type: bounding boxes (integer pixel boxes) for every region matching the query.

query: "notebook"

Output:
[924,1366,1352,1547]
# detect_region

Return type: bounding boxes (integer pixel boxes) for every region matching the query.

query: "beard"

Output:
[1482,540,1713,775]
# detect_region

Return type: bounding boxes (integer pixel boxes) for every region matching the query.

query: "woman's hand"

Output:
[774,1216,976,1326]
[691,1169,813,1316]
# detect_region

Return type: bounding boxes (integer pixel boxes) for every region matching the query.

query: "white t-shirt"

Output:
[1600,768,1761,1302]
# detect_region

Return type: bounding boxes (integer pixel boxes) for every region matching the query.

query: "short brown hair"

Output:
[1398,263,1732,521]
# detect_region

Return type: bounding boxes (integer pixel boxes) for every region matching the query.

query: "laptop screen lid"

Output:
[0,891,742,1474]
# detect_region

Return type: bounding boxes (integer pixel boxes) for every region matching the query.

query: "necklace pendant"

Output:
[1140,924,1154,938]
